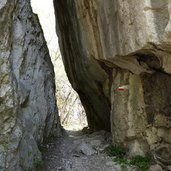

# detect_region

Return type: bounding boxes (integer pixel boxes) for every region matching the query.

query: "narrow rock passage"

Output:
[39,130,130,171]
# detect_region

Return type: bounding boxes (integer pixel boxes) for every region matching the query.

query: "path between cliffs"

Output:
[38,130,136,171]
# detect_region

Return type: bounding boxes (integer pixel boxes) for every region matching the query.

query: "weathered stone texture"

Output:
[54,0,111,131]
[54,0,171,166]
[0,0,60,170]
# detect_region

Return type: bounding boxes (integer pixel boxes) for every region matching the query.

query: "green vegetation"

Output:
[130,155,151,171]
[113,157,130,165]
[33,157,43,169]
[27,151,32,157]
[38,144,48,153]
[27,156,43,171]
[105,145,151,171]
[105,144,127,157]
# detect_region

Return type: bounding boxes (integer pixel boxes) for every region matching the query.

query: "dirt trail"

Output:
[38,130,135,171]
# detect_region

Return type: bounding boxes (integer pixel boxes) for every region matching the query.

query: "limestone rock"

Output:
[54,0,111,131]
[0,0,60,170]
[167,165,171,171]
[54,0,171,166]
[90,140,102,147]
[149,164,163,171]
[76,142,97,156]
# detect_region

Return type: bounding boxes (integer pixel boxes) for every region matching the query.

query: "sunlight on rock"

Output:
[31,0,87,131]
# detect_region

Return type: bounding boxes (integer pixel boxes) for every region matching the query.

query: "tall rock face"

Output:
[0,0,60,170]
[54,0,171,166]
[54,0,111,131]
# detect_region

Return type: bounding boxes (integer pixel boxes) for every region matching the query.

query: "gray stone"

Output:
[106,161,114,166]
[90,139,102,147]
[76,142,97,156]
[167,165,171,170]
[0,145,5,171]
[149,164,163,171]
[0,0,60,170]
[54,0,171,166]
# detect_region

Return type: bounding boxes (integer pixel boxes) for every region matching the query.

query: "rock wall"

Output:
[54,0,111,131]
[0,0,60,170]
[54,0,171,167]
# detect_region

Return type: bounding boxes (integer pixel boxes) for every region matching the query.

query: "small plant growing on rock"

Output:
[130,155,151,171]
[38,144,48,153]
[33,157,43,169]
[105,144,152,171]
[105,144,127,157]
[27,151,32,157]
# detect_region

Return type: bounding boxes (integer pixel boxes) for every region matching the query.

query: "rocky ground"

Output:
[36,129,165,171]
[37,130,140,171]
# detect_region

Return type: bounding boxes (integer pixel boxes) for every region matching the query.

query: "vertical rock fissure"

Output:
[1,0,171,170]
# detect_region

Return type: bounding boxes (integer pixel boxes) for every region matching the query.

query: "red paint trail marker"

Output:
[116,85,129,91]
[117,87,125,91]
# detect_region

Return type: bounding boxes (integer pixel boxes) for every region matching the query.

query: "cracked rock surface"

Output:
[0,1,60,170]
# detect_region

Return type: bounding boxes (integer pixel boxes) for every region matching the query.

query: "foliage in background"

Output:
[31,1,87,130]
[53,52,87,130]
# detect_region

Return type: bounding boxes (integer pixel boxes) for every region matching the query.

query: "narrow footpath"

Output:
[38,130,136,171]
